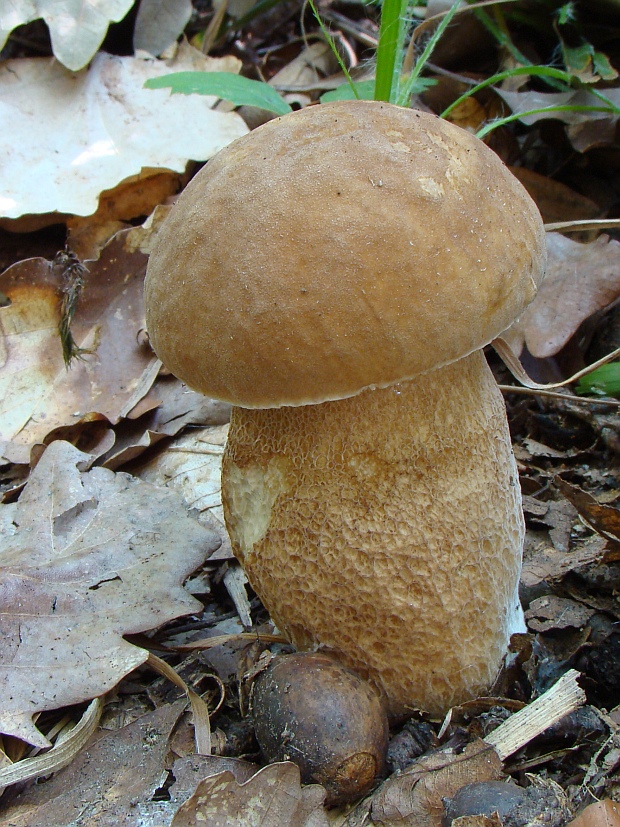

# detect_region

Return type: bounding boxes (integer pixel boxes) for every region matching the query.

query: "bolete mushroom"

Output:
[144,101,546,716]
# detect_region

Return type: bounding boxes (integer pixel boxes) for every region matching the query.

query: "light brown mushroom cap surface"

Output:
[144,101,546,408]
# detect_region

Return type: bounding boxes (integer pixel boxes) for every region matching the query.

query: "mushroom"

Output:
[144,101,546,716]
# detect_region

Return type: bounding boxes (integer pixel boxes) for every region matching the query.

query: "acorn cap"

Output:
[144,101,546,408]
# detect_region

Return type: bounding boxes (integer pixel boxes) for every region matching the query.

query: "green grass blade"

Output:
[576,363,620,397]
[144,72,293,116]
[476,103,620,139]
[307,0,359,99]
[440,65,575,119]
[375,0,406,103]
[472,7,532,66]
[396,0,461,107]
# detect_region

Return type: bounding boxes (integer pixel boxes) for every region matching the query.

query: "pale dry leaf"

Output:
[171,762,329,827]
[0,0,133,71]
[134,424,229,533]
[0,43,248,219]
[101,377,230,470]
[0,229,155,456]
[0,440,220,747]
[269,40,337,92]
[0,698,102,788]
[503,233,620,358]
[134,0,193,57]
[0,700,187,827]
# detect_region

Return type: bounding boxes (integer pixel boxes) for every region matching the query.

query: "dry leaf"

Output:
[524,596,595,633]
[268,40,339,110]
[0,440,220,747]
[522,495,577,554]
[0,711,263,826]
[520,536,610,593]
[518,439,570,460]
[0,700,186,826]
[171,762,328,827]
[134,0,193,57]
[135,424,229,535]
[102,378,230,471]
[0,229,155,458]
[67,170,185,261]
[371,740,503,827]
[495,87,620,128]
[0,0,134,71]
[503,233,620,359]
[509,167,601,225]
[556,477,620,543]
[169,754,259,799]
[567,800,620,827]
[0,43,248,219]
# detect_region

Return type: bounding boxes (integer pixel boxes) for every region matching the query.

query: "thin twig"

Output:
[545,218,620,233]
[498,384,620,406]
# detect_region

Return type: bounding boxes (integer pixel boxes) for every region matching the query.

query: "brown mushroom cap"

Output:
[144,101,546,408]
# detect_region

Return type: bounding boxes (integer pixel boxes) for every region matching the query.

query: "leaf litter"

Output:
[0,229,156,462]
[0,42,248,220]
[0,440,220,747]
[504,233,620,360]
[5,2,620,825]
[0,0,134,71]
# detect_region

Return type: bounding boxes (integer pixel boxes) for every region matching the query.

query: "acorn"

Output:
[251,652,389,806]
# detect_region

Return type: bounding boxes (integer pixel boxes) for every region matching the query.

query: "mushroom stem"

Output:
[222,349,525,716]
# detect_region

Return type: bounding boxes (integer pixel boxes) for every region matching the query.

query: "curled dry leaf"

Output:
[370,740,503,827]
[503,233,620,359]
[0,229,155,462]
[102,378,231,471]
[555,477,620,543]
[67,170,185,262]
[171,762,328,827]
[0,440,220,747]
[0,43,248,219]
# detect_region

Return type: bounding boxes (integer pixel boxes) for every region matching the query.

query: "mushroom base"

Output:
[222,350,525,716]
